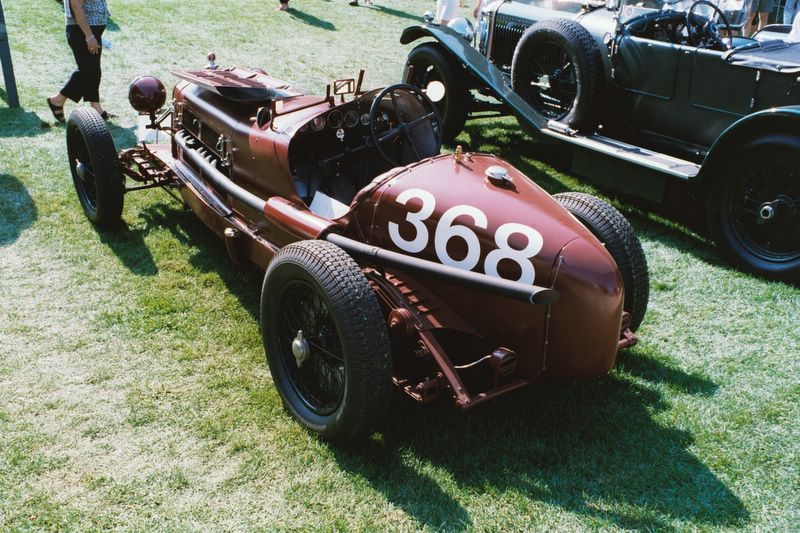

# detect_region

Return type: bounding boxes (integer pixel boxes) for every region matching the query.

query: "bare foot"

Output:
[276,3,288,10]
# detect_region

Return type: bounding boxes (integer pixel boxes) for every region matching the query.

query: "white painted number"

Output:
[388,188,544,284]
[434,205,488,270]
[388,188,436,253]
[484,222,543,284]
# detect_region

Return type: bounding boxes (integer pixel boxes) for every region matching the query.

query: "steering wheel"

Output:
[368,84,443,167]
[686,0,733,49]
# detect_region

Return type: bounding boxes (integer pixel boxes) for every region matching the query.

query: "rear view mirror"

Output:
[333,78,355,96]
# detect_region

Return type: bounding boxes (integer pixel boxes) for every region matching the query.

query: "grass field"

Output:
[1,0,798,530]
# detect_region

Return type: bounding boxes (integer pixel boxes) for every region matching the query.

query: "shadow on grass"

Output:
[97,220,159,276]
[0,174,37,247]
[288,8,336,31]
[332,352,744,530]
[372,5,423,22]
[0,102,52,138]
[115,177,745,530]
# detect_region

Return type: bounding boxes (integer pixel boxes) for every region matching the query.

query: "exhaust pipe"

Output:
[174,130,267,213]
[325,233,558,306]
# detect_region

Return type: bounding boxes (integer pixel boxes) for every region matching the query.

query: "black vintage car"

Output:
[401,0,800,282]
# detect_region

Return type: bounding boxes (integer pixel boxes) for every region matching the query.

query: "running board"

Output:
[541,122,700,180]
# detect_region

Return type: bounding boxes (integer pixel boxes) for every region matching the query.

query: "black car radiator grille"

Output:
[490,14,532,71]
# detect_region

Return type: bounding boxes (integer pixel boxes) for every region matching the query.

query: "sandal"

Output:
[46,98,65,123]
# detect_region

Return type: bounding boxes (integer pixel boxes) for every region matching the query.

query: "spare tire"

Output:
[511,18,602,130]
[554,192,649,332]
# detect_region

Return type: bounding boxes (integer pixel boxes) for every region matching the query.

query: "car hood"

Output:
[349,153,606,288]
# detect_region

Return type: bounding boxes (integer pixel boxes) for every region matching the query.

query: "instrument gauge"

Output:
[344,110,359,128]
[311,115,326,131]
[327,110,343,129]
[360,113,371,126]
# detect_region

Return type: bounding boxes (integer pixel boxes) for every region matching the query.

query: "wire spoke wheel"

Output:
[65,107,124,228]
[708,134,800,281]
[277,281,345,415]
[728,158,800,262]
[523,41,577,120]
[512,19,601,130]
[261,240,392,444]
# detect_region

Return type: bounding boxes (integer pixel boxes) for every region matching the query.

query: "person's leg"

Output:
[277,0,289,10]
[55,25,90,104]
[784,0,797,24]
[84,26,106,114]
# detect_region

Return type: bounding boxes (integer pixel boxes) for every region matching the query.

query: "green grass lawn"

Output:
[1,0,798,530]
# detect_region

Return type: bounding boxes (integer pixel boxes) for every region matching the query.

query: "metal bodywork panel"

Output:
[120,64,633,409]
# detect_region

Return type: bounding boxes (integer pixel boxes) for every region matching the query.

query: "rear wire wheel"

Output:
[66,107,124,228]
[403,42,469,142]
[260,240,392,444]
[706,135,800,282]
[554,192,649,332]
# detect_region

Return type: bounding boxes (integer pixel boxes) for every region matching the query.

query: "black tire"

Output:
[706,134,800,282]
[554,192,649,332]
[66,107,124,228]
[260,240,392,444]
[403,42,468,142]
[511,19,602,130]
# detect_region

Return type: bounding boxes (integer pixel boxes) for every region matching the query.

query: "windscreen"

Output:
[619,0,753,27]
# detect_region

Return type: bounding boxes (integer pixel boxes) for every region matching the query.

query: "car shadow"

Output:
[372,5,423,22]
[332,350,746,530]
[96,219,159,276]
[0,174,38,247]
[125,202,746,530]
[288,8,337,31]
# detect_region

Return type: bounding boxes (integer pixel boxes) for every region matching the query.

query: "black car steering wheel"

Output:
[686,0,733,49]
[368,84,443,167]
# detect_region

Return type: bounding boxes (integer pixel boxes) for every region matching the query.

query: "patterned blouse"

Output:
[65,0,109,26]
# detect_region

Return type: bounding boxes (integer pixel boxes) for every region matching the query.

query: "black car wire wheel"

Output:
[512,19,602,130]
[708,135,800,282]
[403,42,468,142]
[260,240,392,444]
[519,41,578,120]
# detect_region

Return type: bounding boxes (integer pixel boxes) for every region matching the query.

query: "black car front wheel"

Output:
[66,107,124,228]
[403,42,468,142]
[260,240,393,444]
[707,135,800,282]
[511,19,602,130]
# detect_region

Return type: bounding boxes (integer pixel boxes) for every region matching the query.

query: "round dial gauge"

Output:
[327,110,343,129]
[360,113,370,126]
[311,115,326,131]
[344,110,359,128]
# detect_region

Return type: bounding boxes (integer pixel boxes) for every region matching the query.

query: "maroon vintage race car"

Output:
[65,60,649,444]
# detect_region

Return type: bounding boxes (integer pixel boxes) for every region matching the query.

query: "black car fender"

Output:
[698,105,800,184]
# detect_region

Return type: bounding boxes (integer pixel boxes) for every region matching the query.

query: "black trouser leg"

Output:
[61,25,105,103]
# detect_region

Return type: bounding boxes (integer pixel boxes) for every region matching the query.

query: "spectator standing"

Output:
[747,0,773,35]
[784,0,798,24]
[46,0,110,122]
[437,0,459,23]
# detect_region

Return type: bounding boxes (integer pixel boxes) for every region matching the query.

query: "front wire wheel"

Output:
[260,240,393,444]
[707,135,800,282]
